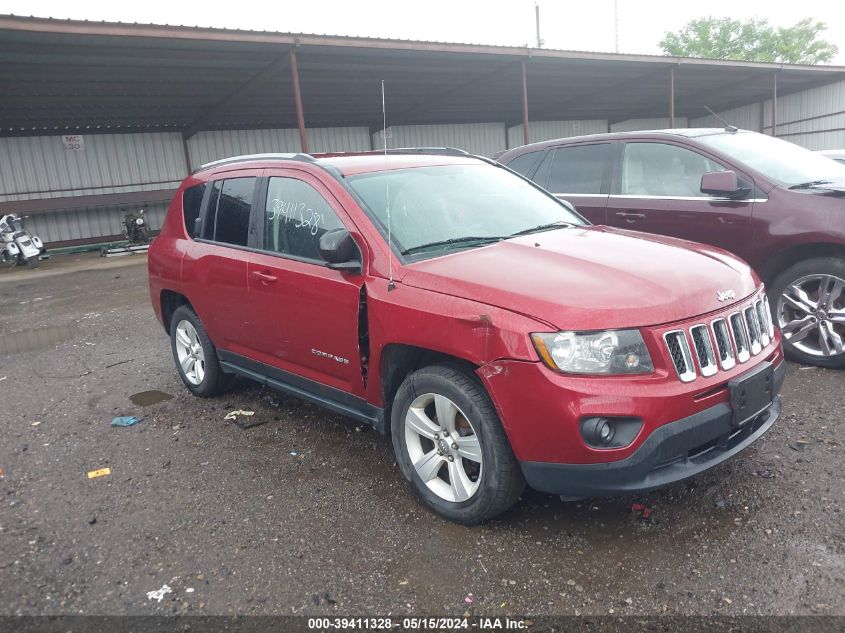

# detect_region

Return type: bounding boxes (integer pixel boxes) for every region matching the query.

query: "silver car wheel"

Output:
[777,273,845,357]
[175,320,206,385]
[404,393,483,503]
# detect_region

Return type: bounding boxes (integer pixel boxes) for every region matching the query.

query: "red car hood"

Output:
[401,226,758,330]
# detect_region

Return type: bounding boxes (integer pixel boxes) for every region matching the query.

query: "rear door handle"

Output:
[251,270,277,284]
[615,211,646,222]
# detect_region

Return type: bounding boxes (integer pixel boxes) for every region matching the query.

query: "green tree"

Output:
[660,17,838,64]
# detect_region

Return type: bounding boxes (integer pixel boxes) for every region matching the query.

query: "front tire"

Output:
[391,364,524,524]
[170,306,228,397]
[770,256,845,368]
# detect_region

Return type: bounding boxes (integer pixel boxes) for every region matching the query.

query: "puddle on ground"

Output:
[0,324,77,355]
[129,390,175,406]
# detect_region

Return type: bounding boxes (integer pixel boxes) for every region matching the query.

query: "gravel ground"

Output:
[0,256,843,617]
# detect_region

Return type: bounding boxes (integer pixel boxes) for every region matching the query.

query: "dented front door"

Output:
[246,170,365,397]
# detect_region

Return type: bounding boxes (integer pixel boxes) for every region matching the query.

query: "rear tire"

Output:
[170,305,229,397]
[770,256,845,368]
[391,364,524,524]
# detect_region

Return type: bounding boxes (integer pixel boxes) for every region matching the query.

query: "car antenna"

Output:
[382,79,395,292]
[703,105,738,133]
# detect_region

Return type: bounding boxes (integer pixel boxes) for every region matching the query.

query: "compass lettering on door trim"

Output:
[311,348,350,364]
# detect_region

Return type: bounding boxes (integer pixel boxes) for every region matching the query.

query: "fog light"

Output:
[580,416,643,450]
[597,419,614,444]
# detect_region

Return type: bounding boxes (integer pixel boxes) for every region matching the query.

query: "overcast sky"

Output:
[2,0,844,64]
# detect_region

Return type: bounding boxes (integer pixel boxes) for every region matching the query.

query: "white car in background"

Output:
[817,150,845,165]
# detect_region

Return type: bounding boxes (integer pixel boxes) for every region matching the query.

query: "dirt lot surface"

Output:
[0,256,843,618]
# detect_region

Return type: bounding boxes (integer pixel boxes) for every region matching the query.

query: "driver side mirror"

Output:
[700,170,751,199]
[319,228,362,273]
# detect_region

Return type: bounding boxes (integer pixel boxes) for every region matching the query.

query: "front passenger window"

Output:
[263,177,347,261]
[621,143,725,198]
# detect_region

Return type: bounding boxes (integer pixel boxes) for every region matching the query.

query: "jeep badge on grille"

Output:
[717,290,736,302]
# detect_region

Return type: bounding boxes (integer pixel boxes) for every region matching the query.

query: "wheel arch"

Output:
[159,290,195,335]
[760,242,845,284]
[379,343,479,426]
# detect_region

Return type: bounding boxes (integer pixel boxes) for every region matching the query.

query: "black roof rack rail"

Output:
[195,152,315,173]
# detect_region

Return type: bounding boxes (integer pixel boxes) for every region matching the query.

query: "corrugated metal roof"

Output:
[1,14,844,137]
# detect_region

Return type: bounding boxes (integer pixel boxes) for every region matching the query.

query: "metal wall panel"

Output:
[25,201,169,244]
[610,117,689,132]
[506,120,608,149]
[762,79,845,150]
[0,132,186,202]
[372,123,507,157]
[689,103,762,132]
[187,127,372,169]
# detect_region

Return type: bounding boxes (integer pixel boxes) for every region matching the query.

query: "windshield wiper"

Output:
[509,220,575,237]
[789,179,833,190]
[401,235,505,256]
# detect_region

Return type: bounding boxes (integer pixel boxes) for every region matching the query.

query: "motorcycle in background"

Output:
[124,209,151,244]
[101,208,153,257]
[0,213,46,268]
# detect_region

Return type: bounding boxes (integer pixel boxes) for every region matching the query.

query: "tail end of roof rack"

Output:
[196,152,315,172]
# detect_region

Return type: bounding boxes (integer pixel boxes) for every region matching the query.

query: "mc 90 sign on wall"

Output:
[61,134,85,151]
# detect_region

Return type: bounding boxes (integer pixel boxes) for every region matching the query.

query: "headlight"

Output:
[531,329,654,375]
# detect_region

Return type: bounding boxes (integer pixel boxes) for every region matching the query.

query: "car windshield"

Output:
[697,131,845,187]
[347,163,586,259]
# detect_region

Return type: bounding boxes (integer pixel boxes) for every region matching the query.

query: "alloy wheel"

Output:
[174,320,206,385]
[777,274,845,357]
[404,393,483,503]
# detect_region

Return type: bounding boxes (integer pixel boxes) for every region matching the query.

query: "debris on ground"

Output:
[111,416,140,427]
[311,591,337,605]
[789,440,810,452]
[464,593,474,604]
[30,421,41,427]
[87,467,111,479]
[631,503,653,520]
[224,410,254,421]
[225,409,268,429]
[0,467,4,478]
[146,584,173,602]
[0,376,6,381]
[104,358,133,369]
[715,499,727,509]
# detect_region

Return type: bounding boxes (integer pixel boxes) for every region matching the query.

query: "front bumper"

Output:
[520,361,784,497]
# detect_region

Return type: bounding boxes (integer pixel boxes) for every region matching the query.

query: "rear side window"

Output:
[547,144,611,194]
[182,183,206,238]
[263,177,347,261]
[205,178,256,246]
[505,151,542,177]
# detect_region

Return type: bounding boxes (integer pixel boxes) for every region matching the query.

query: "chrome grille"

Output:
[711,318,736,370]
[762,294,775,338]
[664,294,772,382]
[664,330,696,382]
[690,324,717,377]
[755,300,770,347]
[744,306,762,355]
[730,312,751,363]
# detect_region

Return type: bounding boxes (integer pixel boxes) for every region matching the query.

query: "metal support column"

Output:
[521,61,530,145]
[669,66,675,128]
[290,47,309,153]
[771,72,778,137]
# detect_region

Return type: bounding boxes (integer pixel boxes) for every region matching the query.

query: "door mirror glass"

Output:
[319,228,361,271]
[700,170,750,199]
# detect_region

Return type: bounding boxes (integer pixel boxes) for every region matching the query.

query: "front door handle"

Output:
[251,270,277,284]
[615,211,646,223]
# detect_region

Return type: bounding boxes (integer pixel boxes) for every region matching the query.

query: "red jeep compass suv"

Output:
[498,128,845,369]
[148,150,784,524]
